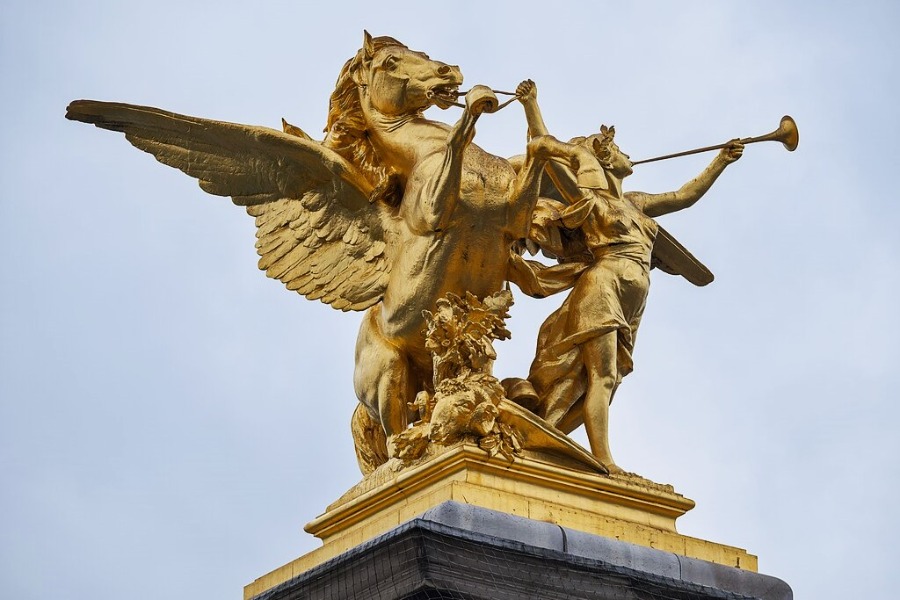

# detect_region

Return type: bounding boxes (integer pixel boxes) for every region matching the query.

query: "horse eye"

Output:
[383,55,399,69]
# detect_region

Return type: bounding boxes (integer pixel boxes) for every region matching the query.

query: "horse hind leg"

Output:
[350,403,388,475]
[353,307,415,464]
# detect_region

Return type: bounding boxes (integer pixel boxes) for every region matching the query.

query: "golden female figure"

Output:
[517,81,743,472]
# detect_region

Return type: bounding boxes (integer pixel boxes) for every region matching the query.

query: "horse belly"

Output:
[380,229,510,343]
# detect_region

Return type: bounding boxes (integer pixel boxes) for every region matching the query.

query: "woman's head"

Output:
[587,125,633,178]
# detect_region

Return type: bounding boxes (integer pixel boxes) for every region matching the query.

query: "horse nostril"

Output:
[438,65,450,75]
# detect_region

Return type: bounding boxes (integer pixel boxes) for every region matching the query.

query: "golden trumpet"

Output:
[632,115,799,166]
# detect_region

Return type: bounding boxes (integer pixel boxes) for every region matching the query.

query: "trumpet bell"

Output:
[631,114,799,166]
[775,115,799,152]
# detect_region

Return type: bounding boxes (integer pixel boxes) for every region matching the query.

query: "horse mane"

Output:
[324,36,407,206]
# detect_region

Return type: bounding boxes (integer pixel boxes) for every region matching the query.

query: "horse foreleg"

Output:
[506,138,553,237]
[405,87,499,234]
[407,91,489,233]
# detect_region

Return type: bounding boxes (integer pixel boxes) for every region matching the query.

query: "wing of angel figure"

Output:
[66,100,395,311]
[649,225,713,287]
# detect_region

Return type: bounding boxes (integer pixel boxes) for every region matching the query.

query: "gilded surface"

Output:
[509,80,744,472]
[66,32,796,476]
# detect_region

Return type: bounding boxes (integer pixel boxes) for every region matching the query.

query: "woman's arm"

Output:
[633,141,743,217]
[516,80,589,203]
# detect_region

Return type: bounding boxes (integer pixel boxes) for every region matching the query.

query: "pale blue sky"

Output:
[2,2,898,598]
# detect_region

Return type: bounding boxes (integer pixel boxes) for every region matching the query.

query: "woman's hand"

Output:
[719,139,744,164]
[516,79,538,105]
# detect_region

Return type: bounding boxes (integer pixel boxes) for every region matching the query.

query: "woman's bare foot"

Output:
[603,461,625,475]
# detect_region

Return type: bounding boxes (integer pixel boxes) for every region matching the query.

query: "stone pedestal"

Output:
[245,502,791,600]
[245,445,786,599]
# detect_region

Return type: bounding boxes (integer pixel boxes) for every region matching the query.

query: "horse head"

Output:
[323,32,466,205]
[354,31,463,116]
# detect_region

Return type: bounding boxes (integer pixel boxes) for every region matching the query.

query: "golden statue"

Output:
[510,80,743,473]
[66,32,797,477]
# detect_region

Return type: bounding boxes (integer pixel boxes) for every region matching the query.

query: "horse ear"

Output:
[600,124,608,134]
[363,30,374,60]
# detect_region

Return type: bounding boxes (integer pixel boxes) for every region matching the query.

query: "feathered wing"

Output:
[66,100,393,311]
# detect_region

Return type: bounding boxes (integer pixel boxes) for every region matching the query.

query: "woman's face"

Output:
[607,143,634,178]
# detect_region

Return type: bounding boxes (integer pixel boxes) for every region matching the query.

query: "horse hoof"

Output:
[466,85,499,114]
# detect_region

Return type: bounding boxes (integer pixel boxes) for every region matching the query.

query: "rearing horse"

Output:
[338,34,547,465]
[65,32,549,474]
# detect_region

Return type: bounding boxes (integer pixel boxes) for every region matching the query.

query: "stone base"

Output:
[245,445,761,599]
[245,502,791,600]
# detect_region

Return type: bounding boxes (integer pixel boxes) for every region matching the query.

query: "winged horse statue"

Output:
[67,32,561,473]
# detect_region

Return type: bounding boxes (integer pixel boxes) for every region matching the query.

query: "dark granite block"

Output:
[251,502,791,600]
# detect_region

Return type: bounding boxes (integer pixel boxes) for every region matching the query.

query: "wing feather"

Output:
[67,99,395,309]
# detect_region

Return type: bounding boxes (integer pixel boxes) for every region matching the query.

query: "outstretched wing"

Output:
[66,100,393,311]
